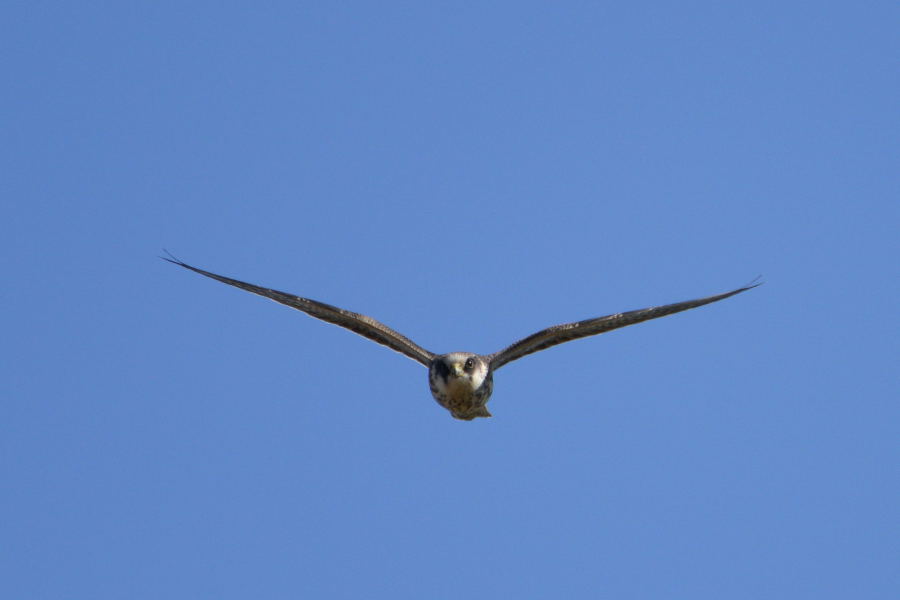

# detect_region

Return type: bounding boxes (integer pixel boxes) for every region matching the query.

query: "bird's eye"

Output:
[464,358,475,371]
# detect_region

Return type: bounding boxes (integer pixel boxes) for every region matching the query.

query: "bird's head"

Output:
[432,353,490,390]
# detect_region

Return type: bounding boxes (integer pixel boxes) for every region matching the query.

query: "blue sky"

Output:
[3,2,897,598]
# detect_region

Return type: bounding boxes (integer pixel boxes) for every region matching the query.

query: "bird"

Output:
[163,252,760,421]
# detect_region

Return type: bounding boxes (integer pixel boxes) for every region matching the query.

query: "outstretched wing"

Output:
[487,281,761,370]
[162,253,436,366]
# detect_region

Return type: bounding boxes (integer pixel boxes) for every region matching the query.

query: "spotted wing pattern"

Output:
[163,253,436,366]
[487,282,761,370]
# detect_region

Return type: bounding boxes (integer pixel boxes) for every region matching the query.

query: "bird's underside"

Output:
[163,252,760,420]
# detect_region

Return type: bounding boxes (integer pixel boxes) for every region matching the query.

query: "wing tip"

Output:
[745,274,764,288]
[737,275,764,294]
[159,248,185,265]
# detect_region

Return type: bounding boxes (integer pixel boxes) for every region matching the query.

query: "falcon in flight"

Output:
[164,253,759,420]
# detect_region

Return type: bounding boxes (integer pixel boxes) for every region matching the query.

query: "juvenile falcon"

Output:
[163,253,759,420]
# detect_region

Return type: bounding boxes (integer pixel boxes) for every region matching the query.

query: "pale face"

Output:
[432,353,488,393]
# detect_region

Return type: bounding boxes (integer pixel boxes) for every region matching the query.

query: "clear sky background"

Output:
[3,2,897,598]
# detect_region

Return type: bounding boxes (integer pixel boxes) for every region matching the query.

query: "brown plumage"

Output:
[164,252,760,420]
